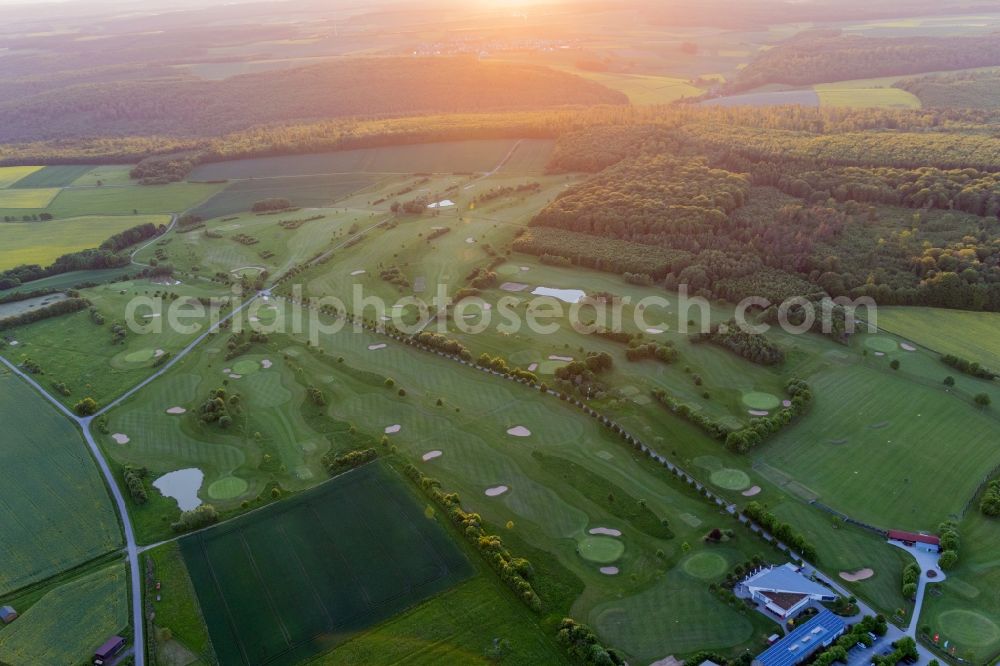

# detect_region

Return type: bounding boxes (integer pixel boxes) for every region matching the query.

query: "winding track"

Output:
[0,291,259,666]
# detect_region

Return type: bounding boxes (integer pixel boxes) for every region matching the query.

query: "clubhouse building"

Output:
[887,530,941,553]
[738,563,837,619]
[752,610,847,666]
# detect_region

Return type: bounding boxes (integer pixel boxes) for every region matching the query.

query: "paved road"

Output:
[1,288,260,666]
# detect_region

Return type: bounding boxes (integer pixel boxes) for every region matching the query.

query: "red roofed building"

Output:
[887,530,940,553]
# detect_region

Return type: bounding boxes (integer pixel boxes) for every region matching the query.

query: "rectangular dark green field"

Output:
[179,462,473,666]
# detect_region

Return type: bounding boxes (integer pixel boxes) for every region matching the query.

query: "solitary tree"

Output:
[975,393,991,408]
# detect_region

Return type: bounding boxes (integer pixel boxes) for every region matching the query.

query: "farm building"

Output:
[738,563,837,619]
[752,610,846,666]
[93,635,125,665]
[887,530,940,553]
[0,605,17,624]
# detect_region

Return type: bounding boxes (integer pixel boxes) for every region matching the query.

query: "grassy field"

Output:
[0,371,121,596]
[0,564,128,665]
[147,542,216,664]
[877,306,1000,371]
[0,166,43,188]
[190,174,385,221]
[0,187,61,208]
[0,277,228,409]
[319,567,569,666]
[0,214,170,270]
[181,462,474,666]
[814,80,922,108]
[919,507,1000,663]
[758,335,1000,530]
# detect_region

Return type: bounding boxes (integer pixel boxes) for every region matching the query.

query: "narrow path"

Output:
[130,213,177,267]
[1,287,260,665]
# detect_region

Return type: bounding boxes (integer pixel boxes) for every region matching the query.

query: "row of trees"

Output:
[725,32,1000,92]
[980,479,1000,517]
[692,320,785,366]
[404,463,542,612]
[941,353,996,380]
[0,296,90,331]
[743,501,817,561]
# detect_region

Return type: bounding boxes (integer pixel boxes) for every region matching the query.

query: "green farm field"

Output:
[0,214,170,270]
[0,166,43,188]
[187,139,554,181]
[181,462,474,666]
[0,187,61,208]
[0,564,128,665]
[0,181,225,219]
[10,165,95,188]
[0,371,121,596]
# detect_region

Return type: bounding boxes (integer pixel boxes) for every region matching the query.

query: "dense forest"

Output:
[895,69,1000,109]
[724,32,1000,91]
[0,58,626,143]
[524,121,1000,310]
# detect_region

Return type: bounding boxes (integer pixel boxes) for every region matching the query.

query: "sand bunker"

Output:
[646,328,664,334]
[748,409,769,416]
[874,351,885,357]
[519,266,530,271]
[506,426,531,437]
[599,567,619,575]
[8,340,18,346]
[465,237,476,244]
[228,373,242,379]
[154,349,165,358]
[531,286,586,303]
[742,485,762,497]
[589,527,622,537]
[901,343,917,351]
[384,424,401,434]
[368,343,387,351]
[422,450,443,461]
[427,199,455,209]
[111,433,130,445]
[782,399,792,407]
[350,269,366,276]
[840,568,874,582]
[500,282,530,292]
[166,407,186,415]
[485,485,509,497]
[261,359,272,369]
[527,363,538,372]
[548,355,573,362]
[222,368,231,373]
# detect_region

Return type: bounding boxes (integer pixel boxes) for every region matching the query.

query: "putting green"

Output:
[207,476,249,500]
[682,552,728,580]
[864,336,898,353]
[710,468,751,491]
[123,348,156,363]
[578,536,625,564]
[741,391,780,410]
[537,360,569,374]
[257,307,278,323]
[232,359,261,375]
[937,610,1000,647]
